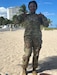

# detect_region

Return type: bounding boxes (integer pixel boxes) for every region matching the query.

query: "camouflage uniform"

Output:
[18,13,49,74]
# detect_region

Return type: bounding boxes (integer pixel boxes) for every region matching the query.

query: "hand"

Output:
[38,13,44,17]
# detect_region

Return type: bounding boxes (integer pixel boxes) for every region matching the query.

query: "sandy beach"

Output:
[0,29,57,75]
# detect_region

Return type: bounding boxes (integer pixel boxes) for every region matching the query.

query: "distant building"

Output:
[7,6,20,20]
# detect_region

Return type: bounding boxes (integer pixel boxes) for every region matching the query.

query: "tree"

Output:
[12,15,18,24]
[6,19,12,24]
[0,16,12,26]
[0,17,5,25]
[19,4,27,14]
[12,15,20,27]
[48,19,52,25]
[17,4,28,27]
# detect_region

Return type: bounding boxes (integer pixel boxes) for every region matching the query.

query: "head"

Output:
[28,1,38,14]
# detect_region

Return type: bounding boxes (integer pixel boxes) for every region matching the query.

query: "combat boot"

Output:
[32,71,37,75]
[22,68,27,75]
[32,67,37,75]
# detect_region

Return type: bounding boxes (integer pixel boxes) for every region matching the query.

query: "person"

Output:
[18,1,49,75]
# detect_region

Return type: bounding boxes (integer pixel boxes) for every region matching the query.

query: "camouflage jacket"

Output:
[18,13,49,36]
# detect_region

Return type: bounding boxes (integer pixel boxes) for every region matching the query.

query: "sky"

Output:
[0,0,57,28]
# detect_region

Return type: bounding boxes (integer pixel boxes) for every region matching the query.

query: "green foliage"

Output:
[44,27,57,30]
[19,4,27,14]
[0,17,5,25]
[48,19,52,25]
[0,16,12,26]
[12,4,27,27]
[19,4,28,16]
[12,15,18,24]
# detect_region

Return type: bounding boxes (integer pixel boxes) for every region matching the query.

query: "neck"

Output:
[30,12,35,14]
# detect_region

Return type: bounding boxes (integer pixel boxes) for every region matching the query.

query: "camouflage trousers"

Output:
[22,35,42,70]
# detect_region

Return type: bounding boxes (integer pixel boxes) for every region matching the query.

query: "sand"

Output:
[0,29,57,75]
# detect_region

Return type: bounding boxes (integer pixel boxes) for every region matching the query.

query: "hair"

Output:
[28,0,38,9]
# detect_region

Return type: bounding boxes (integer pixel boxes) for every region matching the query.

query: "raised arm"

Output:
[38,13,49,27]
[18,14,26,24]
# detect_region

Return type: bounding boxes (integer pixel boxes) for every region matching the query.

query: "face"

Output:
[29,3,37,14]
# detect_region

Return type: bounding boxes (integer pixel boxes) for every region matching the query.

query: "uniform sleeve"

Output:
[38,13,49,27]
[18,14,26,24]
[42,14,49,27]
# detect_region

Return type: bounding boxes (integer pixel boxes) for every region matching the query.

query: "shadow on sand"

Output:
[27,56,57,74]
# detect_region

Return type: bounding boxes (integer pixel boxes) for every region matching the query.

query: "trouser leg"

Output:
[32,36,42,75]
[22,36,32,75]
[32,47,40,70]
[32,46,41,75]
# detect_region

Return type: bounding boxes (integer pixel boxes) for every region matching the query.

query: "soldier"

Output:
[18,1,49,75]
